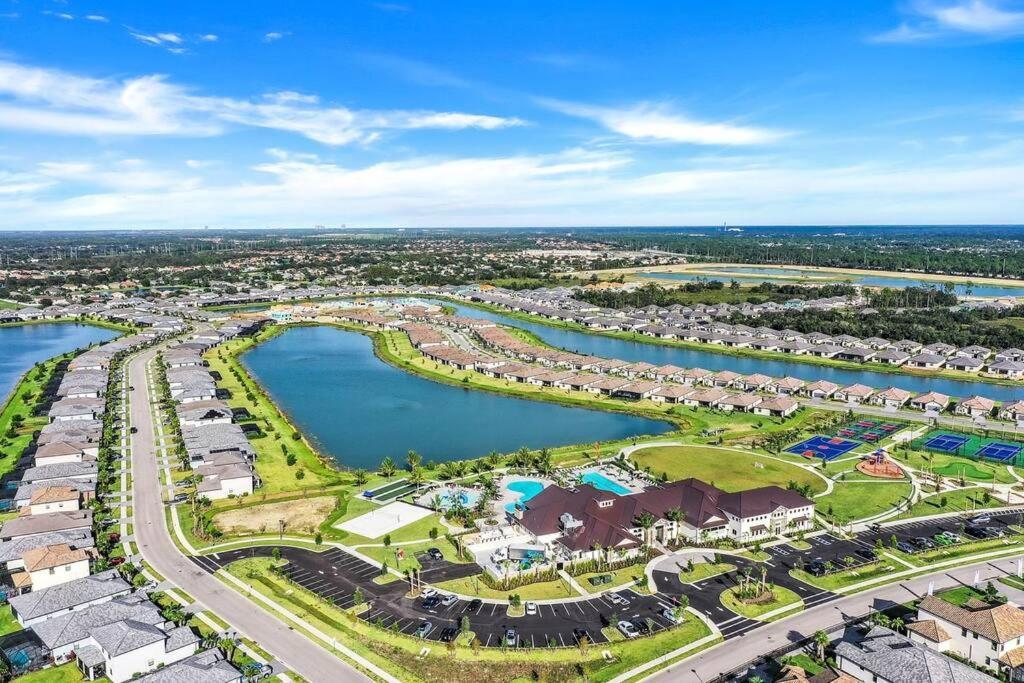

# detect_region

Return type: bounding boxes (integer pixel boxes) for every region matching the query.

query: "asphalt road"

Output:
[127,348,370,682]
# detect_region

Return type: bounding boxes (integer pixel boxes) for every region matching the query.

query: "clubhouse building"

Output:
[513,478,814,562]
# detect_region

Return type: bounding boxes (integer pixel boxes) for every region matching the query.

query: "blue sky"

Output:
[1,0,1024,229]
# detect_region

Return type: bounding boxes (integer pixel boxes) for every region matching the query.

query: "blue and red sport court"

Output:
[786,435,861,461]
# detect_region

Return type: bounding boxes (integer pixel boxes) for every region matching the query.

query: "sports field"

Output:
[911,429,1024,465]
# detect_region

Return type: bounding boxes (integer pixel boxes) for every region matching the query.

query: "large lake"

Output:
[431,300,1024,402]
[637,268,1024,298]
[241,325,674,469]
[0,323,119,402]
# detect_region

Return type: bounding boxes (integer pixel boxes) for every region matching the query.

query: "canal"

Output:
[1,323,119,402]
[636,269,1024,298]
[240,325,674,469]
[431,300,1024,402]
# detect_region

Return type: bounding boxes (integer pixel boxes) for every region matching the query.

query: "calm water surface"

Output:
[637,269,1024,298]
[241,326,673,469]
[429,300,1024,402]
[0,324,118,401]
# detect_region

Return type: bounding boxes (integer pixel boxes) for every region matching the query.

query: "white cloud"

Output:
[43,11,75,20]
[199,34,218,42]
[263,31,289,43]
[542,99,787,145]
[7,146,1024,229]
[872,0,1024,43]
[85,15,109,23]
[0,60,525,144]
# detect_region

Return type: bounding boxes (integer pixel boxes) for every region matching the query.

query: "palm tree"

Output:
[409,466,425,487]
[353,469,368,487]
[217,636,238,662]
[813,630,829,661]
[378,456,397,478]
[633,511,656,544]
[533,448,553,476]
[664,507,682,540]
[406,450,421,471]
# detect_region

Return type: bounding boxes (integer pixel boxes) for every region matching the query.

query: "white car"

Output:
[525,601,538,616]
[421,588,438,598]
[441,594,458,607]
[617,620,639,638]
[661,607,683,624]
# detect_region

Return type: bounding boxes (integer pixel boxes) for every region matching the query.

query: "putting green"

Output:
[932,462,994,480]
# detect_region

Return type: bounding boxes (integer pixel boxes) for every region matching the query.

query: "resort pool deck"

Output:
[499,476,553,513]
[580,471,632,495]
[415,485,482,511]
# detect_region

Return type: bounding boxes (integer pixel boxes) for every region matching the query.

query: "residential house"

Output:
[836,625,996,683]
[956,396,997,418]
[910,391,951,413]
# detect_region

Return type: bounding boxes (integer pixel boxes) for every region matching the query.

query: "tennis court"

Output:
[834,418,907,443]
[911,429,1024,465]
[786,435,861,461]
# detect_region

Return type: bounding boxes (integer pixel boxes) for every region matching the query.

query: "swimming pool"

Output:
[435,489,482,510]
[504,479,546,512]
[581,471,631,495]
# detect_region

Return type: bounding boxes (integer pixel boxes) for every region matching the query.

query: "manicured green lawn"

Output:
[630,445,826,493]
[14,663,90,682]
[358,538,467,573]
[890,448,1017,484]
[790,561,898,591]
[720,585,802,619]
[678,562,736,583]
[0,604,21,636]
[817,481,912,522]
[576,564,649,594]
[434,573,579,600]
[902,487,1009,518]
[781,654,824,675]
[936,586,991,606]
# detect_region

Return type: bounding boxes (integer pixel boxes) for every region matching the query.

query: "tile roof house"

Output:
[836,625,997,683]
[0,509,93,542]
[19,542,91,591]
[907,595,1024,678]
[956,395,997,418]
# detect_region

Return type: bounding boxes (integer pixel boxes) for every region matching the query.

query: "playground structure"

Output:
[856,449,904,479]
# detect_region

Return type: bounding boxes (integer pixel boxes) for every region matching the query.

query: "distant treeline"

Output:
[609,233,1024,280]
[576,281,858,309]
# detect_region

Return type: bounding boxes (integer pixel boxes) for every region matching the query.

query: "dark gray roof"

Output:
[9,570,129,622]
[136,650,242,683]
[835,626,996,683]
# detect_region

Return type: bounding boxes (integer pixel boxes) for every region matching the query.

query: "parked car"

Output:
[441,594,458,607]
[912,537,935,550]
[661,607,683,624]
[965,526,988,539]
[855,548,877,561]
[427,548,444,561]
[608,593,629,606]
[632,618,651,635]
[943,532,962,543]
[414,621,433,638]
[525,601,538,616]
[439,627,457,643]
[422,596,440,609]
[970,514,992,525]
[932,533,953,546]
[504,628,518,647]
[466,599,482,612]
[130,426,138,434]
[896,541,917,554]
[617,620,639,638]
[421,588,438,598]
[806,560,827,576]
[572,628,590,644]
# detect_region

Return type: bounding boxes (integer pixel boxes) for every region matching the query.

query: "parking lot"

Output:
[193,508,1024,649]
[197,545,683,648]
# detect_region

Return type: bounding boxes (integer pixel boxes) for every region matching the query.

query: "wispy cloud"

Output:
[357,53,473,89]
[0,60,525,144]
[540,99,788,146]
[198,34,218,42]
[42,10,74,20]
[872,0,1024,43]
[527,52,617,72]
[263,31,290,43]
[85,15,109,23]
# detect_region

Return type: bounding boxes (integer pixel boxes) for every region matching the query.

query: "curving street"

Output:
[128,347,371,682]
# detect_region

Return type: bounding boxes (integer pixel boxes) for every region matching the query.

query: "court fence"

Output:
[909,429,1024,466]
